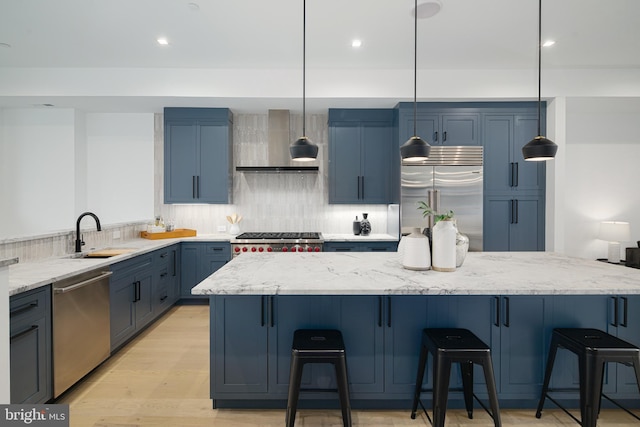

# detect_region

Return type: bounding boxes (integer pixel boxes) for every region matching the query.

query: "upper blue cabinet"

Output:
[397,103,480,146]
[164,108,233,204]
[329,109,396,204]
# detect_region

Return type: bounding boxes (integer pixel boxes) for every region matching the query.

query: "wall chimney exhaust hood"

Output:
[235,110,319,173]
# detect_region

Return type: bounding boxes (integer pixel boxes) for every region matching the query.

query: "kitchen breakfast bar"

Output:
[192,252,640,410]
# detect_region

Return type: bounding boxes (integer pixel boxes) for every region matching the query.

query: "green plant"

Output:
[417,202,454,223]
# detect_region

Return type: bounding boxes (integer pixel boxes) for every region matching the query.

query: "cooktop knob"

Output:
[282,247,288,252]
[234,247,241,252]
[242,247,248,252]
[314,247,321,252]
[251,247,257,252]
[258,247,264,252]
[267,247,273,252]
[307,247,313,252]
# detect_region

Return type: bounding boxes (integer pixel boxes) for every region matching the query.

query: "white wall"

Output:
[563,98,640,260]
[0,108,76,238]
[86,113,154,224]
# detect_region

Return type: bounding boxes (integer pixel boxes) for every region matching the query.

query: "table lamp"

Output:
[598,221,631,263]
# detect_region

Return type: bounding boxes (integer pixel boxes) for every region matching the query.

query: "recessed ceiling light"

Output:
[412,0,442,19]
[542,40,556,47]
[157,38,169,46]
[0,42,11,49]
[351,39,362,48]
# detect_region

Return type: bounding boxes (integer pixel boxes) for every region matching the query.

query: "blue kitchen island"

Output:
[192,252,640,409]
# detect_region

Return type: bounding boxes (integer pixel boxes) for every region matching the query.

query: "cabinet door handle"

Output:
[622,297,628,327]
[443,131,447,142]
[172,250,177,277]
[261,296,265,327]
[503,297,510,327]
[378,296,383,327]
[10,302,38,317]
[160,252,168,258]
[387,296,392,328]
[494,296,500,327]
[514,199,519,224]
[611,296,619,327]
[510,200,514,224]
[514,162,519,187]
[509,163,514,187]
[10,324,38,341]
[434,131,438,142]
[192,176,197,198]
[196,176,200,198]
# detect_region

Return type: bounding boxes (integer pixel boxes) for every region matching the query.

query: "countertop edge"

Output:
[0,258,19,268]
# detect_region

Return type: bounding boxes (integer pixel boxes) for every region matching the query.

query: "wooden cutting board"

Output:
[85,248,136,257]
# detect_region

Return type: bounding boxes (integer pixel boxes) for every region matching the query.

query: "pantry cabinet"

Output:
[164,108,233,204]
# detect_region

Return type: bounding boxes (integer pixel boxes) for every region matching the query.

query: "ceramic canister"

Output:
[431,219,457,272]
[401,228,431,271]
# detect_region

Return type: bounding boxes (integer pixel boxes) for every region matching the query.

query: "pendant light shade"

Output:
[290,0,318,161]
[522,0,558,162]
[401,0,431,162]
[290,136,318,161]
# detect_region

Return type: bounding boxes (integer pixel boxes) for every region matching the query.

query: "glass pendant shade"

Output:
[522,135,558,161]
[401,136,430,162]
[290,136,318,161]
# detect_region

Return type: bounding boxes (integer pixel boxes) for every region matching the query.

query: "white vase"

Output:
[401,228,431,271]
[229,223,240,235]
[431,219,457,272]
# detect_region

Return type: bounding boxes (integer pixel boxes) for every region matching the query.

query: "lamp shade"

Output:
[598,221,631,242]
[400,136,431,162]
[522,136,558,161]
[290,136,318,162]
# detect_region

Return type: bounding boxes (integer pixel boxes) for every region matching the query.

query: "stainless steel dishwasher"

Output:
[52,269,112,397]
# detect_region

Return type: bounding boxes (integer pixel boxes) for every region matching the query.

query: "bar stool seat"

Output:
[536,328,640,427]
[286,329,351,427]
[411,328,501,427]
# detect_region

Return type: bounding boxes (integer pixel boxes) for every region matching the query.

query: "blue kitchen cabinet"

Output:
[397,103,480,146]
[323,241,398,252]
[329,109,395,204]
[9,286,52,404]
[483,114,545,194]
[181,242,231,300]
[611,295,640,396]
[212,295,268,396]
[110,253,154,351]
[484,195,545,251]
[164,108,233,204]
[383,295,430,395]
[152,245,180,316]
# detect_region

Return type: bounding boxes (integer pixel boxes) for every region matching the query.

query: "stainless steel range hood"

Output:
[236,110,319,173]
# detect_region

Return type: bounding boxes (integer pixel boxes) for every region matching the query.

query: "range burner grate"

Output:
[235,232,321,240]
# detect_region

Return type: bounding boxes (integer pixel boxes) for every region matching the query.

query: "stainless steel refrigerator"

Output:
[401,146,483,251]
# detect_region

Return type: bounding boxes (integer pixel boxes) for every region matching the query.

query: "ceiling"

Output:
[1,0,639,112]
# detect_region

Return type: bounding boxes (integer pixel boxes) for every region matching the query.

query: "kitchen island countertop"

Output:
[192,251,640,296]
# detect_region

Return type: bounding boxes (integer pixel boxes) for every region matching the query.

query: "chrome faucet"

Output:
[75,212,102,252]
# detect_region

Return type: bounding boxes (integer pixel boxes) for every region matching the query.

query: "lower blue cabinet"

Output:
[181,242,230,300]
[323,241,398,252]
[9,286,52,404]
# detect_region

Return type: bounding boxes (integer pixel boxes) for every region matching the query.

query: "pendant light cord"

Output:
[302,0,307,137]
[537,0,542,136]
[413,0,418,137]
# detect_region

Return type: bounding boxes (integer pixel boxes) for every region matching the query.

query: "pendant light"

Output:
[400,0,431,162]
[522,0,558,161]
[290,0,319,161]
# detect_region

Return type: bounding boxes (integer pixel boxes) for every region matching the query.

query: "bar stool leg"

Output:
[582,354,604,427]
[460,360,474,419]
[333,357,352,427]
[411,342,429,419]
[286,357,304,427]
[432,354,453,427]
[536,334,559,418]
[481,358,502,427]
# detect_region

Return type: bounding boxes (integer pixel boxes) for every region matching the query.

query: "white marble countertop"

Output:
[7,234,232,296]
[192,251,640,296]
[0,258,18,269]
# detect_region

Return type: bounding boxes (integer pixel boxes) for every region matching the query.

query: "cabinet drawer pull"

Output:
[443,131,447,142]
[10,302,38,317]
[160,295,168,302]
[160,252,168,258]
[434,131,438,142]
[11,324,38,341]
[160,272,168,278]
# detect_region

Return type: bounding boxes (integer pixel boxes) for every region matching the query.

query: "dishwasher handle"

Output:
[53,271,113,294]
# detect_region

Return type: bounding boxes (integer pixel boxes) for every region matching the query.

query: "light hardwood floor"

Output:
[57,305,638,426]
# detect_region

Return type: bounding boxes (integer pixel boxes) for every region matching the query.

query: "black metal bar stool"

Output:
[286,329,352,427]
[410,328,501,427]
[536,328,640,427]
